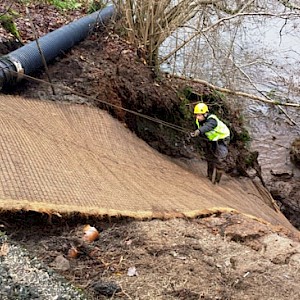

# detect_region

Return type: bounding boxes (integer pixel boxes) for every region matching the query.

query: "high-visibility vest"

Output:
[196,114,230,141]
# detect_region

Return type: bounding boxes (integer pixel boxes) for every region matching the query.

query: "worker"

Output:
[190,103,230,184]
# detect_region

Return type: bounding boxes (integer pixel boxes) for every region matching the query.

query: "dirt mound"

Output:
[1,212,299,299]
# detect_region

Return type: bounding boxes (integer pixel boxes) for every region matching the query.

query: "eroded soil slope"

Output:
[5,16,298,229]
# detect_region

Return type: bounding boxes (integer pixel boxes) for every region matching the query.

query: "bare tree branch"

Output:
[160,10,300,64]
[277,0,300,10]
[172,74,300,108]
[230,58,300,126]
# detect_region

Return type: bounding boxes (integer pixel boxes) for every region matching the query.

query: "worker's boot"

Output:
[214,169,223,184]
[207,162,215,181]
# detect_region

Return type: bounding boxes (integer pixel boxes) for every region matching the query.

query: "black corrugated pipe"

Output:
[0,5,115,90]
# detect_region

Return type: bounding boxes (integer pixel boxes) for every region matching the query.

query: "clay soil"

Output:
[1,3,300,299]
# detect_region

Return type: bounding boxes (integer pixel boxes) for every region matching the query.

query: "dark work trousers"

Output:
[204,137,230,182]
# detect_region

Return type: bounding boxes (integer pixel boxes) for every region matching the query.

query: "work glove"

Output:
[190,129,200,137]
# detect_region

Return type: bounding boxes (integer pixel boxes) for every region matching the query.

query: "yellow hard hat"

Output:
[194,103,209,114]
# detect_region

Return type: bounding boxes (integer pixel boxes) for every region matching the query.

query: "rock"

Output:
[289,253,300,267]
[261,233,300,265]
[270,181,293,200]
[270,169,293,180]
[91,281,121,296]
[290,138,300,167]
[52,255,70,271]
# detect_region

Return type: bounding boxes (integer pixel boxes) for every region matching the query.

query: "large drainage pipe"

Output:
[0,5,115,90]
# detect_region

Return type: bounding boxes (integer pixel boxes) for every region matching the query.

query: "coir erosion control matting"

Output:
[0,95,295,231]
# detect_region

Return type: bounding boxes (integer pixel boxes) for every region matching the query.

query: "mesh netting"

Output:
[0,95,294,230]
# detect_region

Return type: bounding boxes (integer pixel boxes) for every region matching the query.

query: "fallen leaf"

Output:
[127,266,138,277]
[0,243,9,256]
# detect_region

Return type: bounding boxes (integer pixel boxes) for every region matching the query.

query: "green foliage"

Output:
[212,89,225,100]
[181,86,193,99]
[177,87,194,120]
[0,12,22,41]
[181,86,206,103]
[87,1,105,13]
[244,151,259,167]
[46,0,106,12]
[47,0,83,10]
[237,128,251,143]
[179,96,192,120]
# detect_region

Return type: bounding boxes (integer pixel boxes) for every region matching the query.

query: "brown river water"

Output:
[245,102,300,182]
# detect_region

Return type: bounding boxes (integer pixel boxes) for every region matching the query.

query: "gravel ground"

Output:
[0,233,87,300]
